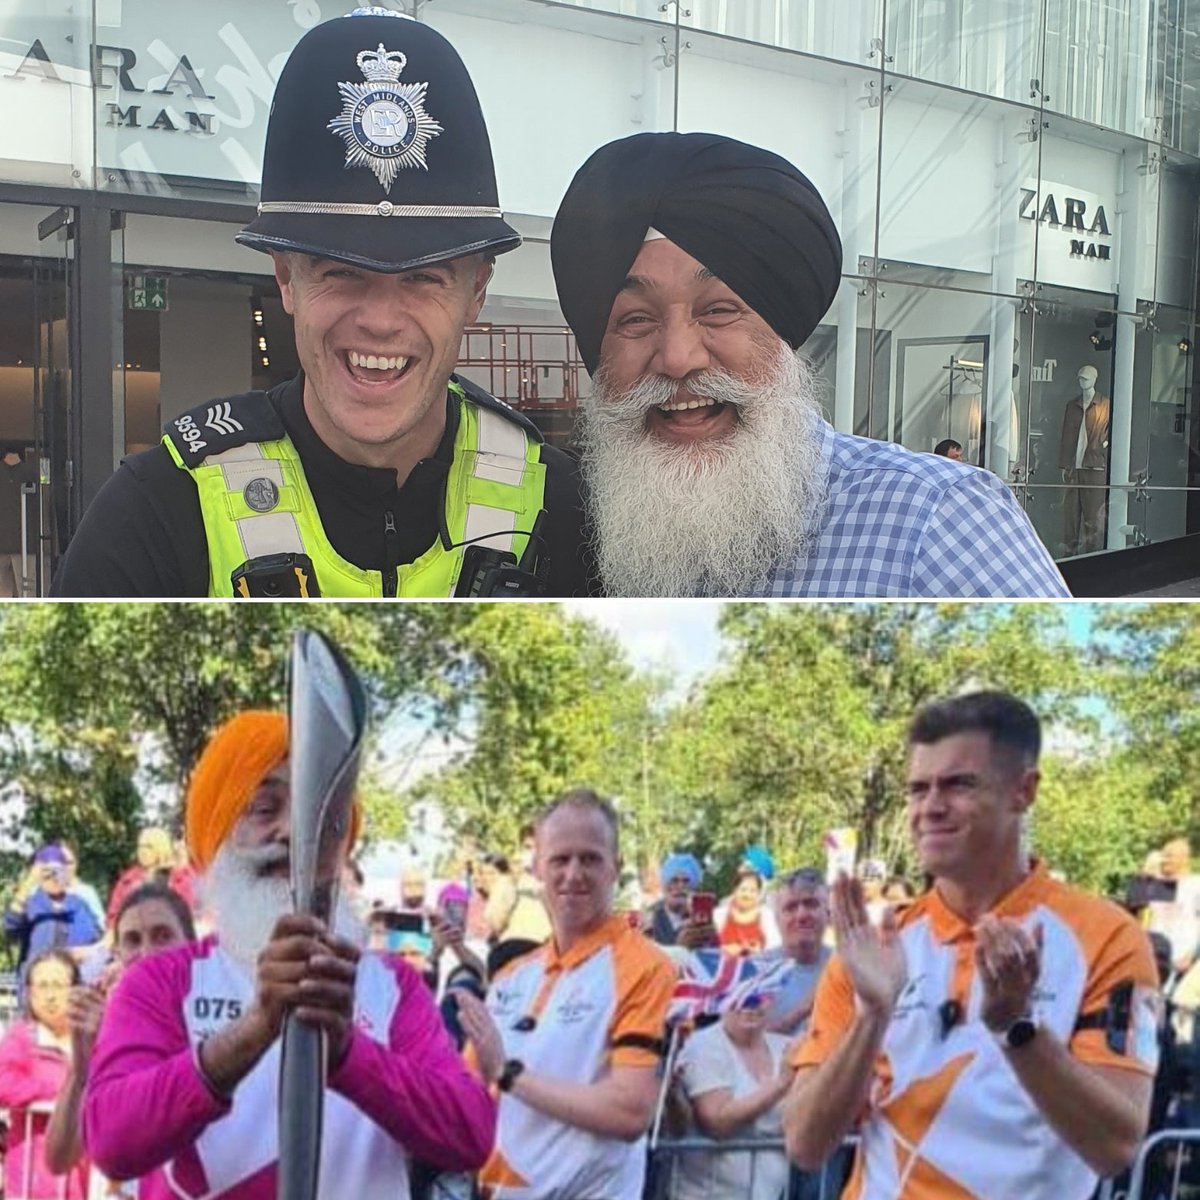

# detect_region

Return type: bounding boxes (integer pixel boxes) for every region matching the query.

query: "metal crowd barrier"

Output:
[0,1101,74,1200]
[646,1134,853,1200]
[1124,1128,1200,1200]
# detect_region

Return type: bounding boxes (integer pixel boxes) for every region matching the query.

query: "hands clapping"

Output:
[830,876,907,1018]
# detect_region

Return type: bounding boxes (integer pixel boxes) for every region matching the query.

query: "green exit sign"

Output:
[127,274,169,311]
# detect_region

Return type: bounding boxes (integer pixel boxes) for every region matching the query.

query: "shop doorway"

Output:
[0,202,72,597]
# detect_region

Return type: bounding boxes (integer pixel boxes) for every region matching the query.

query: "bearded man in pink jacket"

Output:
[83,712,496,1199]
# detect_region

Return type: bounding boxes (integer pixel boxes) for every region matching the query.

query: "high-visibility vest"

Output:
[164,382,546,597]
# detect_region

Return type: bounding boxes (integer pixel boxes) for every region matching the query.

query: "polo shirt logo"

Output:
[553,985,597,1026]
[892,973,930,1018]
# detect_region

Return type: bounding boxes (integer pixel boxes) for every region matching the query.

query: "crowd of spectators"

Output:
[0,693,1194,1199]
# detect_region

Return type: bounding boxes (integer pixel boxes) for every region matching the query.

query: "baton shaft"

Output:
[277,1017,325,1200]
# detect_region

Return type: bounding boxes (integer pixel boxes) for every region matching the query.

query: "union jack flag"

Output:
[668,949,795,1024]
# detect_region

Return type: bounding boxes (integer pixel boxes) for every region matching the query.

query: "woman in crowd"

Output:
[716,869,780,956]
[0,948,88,1198]
[105,828,196,926]
[671,994,795,1199]
[43,882,196,1187]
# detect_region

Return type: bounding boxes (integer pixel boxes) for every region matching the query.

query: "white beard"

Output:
[578,343,829,597]
[202,843,365,971]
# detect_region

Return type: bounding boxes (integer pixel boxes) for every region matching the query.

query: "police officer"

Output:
[53,8,587,598]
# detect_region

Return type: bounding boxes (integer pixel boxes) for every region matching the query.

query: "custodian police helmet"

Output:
[237,7,520,272]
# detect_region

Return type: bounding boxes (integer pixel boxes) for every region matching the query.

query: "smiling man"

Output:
[456,789,676,1200]
[551,132,1068,597]
[781,692,1158,1200]
[54,9,586,598]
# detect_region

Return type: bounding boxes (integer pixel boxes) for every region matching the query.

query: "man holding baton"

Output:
[84,711,495,1198]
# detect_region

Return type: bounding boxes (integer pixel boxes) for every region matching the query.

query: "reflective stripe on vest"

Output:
[164,385,546,597]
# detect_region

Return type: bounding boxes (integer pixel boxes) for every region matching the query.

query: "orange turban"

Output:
[185,710,362,871]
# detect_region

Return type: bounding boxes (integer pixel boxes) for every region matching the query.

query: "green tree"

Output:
[405,604,660,860]
[1032,749,1187,895]
[1093,604,1200,847]
[0,602,474,882]
[649,603,1088,889]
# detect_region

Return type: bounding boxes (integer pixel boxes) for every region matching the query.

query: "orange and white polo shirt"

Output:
[476,915,675,1200]
[792,864,1159,1200]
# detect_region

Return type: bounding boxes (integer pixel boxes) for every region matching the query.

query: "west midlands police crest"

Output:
[328,43,444,191]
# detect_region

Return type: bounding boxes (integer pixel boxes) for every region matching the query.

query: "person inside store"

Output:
[782,691,1158,1200]
[550,131,1070,598]
[82,709,496,1198]
[933,438,963,461]
[52,9,586,599]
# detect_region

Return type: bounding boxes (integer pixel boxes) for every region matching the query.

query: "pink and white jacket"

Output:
[83,935,495,1200]
[0,1020,88,1200]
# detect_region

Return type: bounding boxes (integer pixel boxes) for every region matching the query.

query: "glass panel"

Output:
[428,0,676,219]
[675,31,880,281]
[1155,157,1200,311]
[877,77,1041,297]
[550,0,678,20]
[1022,296,1128,557]
[118,213,278,440]
[0,202,73,597]
[90,0,327,201]
[0,0,94,188]
[798,275,875,439]
[870,282,1025,478]
[679,0,883,63]
[1042,0,1158,140]
[885,0,1043,109]
[1160,0,1200,156]
[1140,309,1197,547]
[1035,118,1154,309]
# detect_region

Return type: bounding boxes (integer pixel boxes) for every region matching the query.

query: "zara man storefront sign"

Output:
[0,1,355,189]
[1019,187,1112,261]
[1017,172,1118,293]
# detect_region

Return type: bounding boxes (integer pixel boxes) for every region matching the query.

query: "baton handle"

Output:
[277,1016,325,1200]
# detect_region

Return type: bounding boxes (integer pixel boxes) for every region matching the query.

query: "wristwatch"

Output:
[996,1015,1038,1051]
[497,1058,525,1093]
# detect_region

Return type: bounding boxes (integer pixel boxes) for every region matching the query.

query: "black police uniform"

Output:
[51,375,588,597]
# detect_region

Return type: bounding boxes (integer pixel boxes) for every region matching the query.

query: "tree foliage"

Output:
[1,600,1195,905]
[1092,604,1200,848]
[404,605,659,859]
[646,603,1088,889]
[0,602,473,888]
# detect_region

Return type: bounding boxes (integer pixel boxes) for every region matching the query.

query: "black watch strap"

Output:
[498,1058,525,1092]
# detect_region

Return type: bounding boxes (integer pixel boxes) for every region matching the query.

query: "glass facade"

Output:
[0,0,1198,591]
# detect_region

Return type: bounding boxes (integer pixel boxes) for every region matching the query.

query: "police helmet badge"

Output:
[328,43,443,192]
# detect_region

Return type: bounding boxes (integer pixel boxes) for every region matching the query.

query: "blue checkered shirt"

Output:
[750,422,1069,598]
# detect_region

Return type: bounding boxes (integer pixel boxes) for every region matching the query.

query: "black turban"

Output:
[551,132,843,376]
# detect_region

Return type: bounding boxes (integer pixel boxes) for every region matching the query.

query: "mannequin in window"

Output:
[1057,364,1110,556]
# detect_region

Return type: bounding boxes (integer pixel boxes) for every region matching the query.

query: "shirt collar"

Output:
[277,372,457,498]
[542,914,628,972]
[923,860,1052,943]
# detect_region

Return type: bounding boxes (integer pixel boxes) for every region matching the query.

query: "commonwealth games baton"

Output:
[278,630,367,1200]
